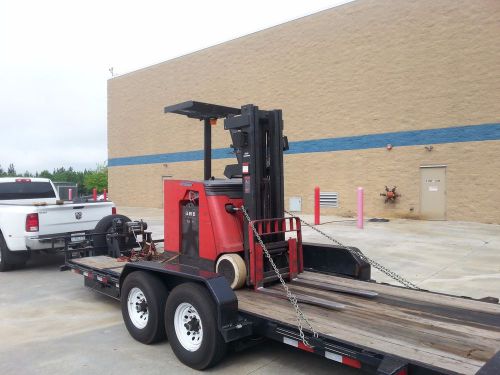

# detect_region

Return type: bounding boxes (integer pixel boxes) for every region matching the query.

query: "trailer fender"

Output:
[119,261,252,342]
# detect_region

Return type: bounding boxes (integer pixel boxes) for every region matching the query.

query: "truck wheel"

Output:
[0,232,27,271]
[165,283,227,370]
[216,253,246,290]
[0,233,13,272]
[92,214,132,250]
[121,271,168,344]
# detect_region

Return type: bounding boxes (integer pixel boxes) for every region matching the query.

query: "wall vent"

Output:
[320,192,339,208]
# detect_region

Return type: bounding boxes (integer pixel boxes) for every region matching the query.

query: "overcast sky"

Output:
[0,0,353,173]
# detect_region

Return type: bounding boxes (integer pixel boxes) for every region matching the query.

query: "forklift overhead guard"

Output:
[164,100,241,120]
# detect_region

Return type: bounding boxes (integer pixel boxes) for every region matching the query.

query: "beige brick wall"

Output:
[108,0,500,223]
[109,140,500,223]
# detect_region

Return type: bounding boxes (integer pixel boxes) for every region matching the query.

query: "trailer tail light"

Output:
[112,207,117,215]
[25,213,39,232]
[96,275,108,284]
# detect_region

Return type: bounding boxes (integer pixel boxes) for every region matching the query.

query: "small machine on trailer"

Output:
[65,101,500,374]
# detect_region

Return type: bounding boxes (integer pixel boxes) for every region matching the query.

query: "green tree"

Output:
[83,165,108,193]
[39,170,52,179]
[7,163,16,176]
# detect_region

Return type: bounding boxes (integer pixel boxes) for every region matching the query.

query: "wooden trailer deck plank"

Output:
[300,272,500,314]
[235,289,496,375]
[71,256,126,273]
[236,274,500,375]
[286,284,499,361]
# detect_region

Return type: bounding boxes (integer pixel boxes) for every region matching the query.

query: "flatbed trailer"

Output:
[64,101,499,374]
[66,253,500,375]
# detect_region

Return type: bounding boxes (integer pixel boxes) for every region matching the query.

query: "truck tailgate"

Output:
[37,202,114,235]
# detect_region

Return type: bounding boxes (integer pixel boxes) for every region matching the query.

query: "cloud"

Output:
[0,0,353,173]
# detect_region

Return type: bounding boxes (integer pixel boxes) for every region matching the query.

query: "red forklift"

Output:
[65,101,500,375]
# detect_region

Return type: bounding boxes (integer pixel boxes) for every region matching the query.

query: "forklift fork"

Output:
[247,216,303,289]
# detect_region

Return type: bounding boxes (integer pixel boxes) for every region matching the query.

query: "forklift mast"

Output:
[224,104,288,222]
[164,101,288,222]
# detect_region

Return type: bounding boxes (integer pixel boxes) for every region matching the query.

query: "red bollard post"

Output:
[68,188,73,201]
[92,188,97,201]
[103,189,107,201]
[314,186,320,225]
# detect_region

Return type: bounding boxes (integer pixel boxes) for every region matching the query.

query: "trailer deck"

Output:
[69,255,500,375]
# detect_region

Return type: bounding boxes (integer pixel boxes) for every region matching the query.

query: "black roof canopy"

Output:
[164,101,241,120]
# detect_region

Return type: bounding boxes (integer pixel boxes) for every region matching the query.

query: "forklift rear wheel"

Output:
[121,271,168,344]
[165,283,227,370]
[216,253,246,290]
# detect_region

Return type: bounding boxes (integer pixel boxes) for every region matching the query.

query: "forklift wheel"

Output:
[121,271,168,344]
[216,253,246,290]
[165,283,227,370]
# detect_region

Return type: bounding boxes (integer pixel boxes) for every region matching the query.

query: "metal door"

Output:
[420,166,446,220]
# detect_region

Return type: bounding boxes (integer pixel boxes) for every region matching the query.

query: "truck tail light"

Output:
[26,213,39,232]
[112,207,117,215]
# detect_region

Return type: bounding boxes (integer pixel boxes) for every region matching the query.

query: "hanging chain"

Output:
[241,206,318,347]
[285,210,421,290]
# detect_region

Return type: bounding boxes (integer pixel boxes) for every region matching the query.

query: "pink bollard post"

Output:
[92,188,97,202]
[357,187,364,229]
[103,189,107,201]
[68,188,73,201]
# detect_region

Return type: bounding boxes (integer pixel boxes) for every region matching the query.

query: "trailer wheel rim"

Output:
[127,287,149,329]
[174,302,203,352]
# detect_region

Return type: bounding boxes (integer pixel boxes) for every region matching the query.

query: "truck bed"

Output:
[70,256,500,374]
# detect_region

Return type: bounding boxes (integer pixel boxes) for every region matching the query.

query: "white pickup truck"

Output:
[0,177,115,271]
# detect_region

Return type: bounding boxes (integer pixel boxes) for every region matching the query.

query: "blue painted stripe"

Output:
[108,122,500,167]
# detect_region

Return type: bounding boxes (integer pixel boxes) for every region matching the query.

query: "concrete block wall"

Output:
[108,0,500,223]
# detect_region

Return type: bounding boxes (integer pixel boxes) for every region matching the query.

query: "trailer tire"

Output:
[165,283,227,370]
[92,214,133,252]
[121,271,168,344]
[216,253,246,290]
